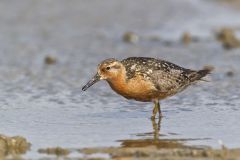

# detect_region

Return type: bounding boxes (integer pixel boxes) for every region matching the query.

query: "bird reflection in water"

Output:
[119,119,188,149]
[151,118,161,140]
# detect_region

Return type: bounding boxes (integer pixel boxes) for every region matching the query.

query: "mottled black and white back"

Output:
[121,57,211,95]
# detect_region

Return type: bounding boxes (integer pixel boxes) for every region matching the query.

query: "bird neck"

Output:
[106,69,128,94]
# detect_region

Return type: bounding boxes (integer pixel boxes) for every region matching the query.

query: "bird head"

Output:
[82,58,124,91]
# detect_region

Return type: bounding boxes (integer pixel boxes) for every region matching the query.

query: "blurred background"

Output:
[0,0,240,159]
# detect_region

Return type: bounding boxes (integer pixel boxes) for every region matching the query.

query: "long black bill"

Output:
[82,73,101,91]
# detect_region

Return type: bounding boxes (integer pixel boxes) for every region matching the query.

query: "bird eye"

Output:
[106,66,111,70]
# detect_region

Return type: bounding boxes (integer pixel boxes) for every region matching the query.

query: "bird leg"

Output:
[157,101,163,118]
[151,100,162,120]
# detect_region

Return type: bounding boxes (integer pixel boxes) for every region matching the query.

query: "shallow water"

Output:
[0,0,240,158]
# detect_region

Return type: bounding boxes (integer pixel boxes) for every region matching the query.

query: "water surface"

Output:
[0,0,240,158]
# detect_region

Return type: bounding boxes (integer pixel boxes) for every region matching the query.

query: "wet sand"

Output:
[219,0,240,8]
[0,0,240,159]
[2,130,240,160]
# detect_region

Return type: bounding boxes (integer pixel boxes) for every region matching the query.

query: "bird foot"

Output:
[151,116,155,120]
[151,114,163,120]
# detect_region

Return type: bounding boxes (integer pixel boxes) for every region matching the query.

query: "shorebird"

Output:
[82,57,211,119]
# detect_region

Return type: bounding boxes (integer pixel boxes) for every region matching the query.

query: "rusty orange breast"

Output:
[107,75,160,102]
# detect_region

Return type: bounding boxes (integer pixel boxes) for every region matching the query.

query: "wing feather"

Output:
[121,57,194,94]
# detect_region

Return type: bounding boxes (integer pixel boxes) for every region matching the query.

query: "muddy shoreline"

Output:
[1,133,240,160]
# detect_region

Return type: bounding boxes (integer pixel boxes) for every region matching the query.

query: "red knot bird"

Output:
[82,57,212,119]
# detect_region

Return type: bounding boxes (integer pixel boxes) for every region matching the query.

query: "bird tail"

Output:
[189,66,213,82]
